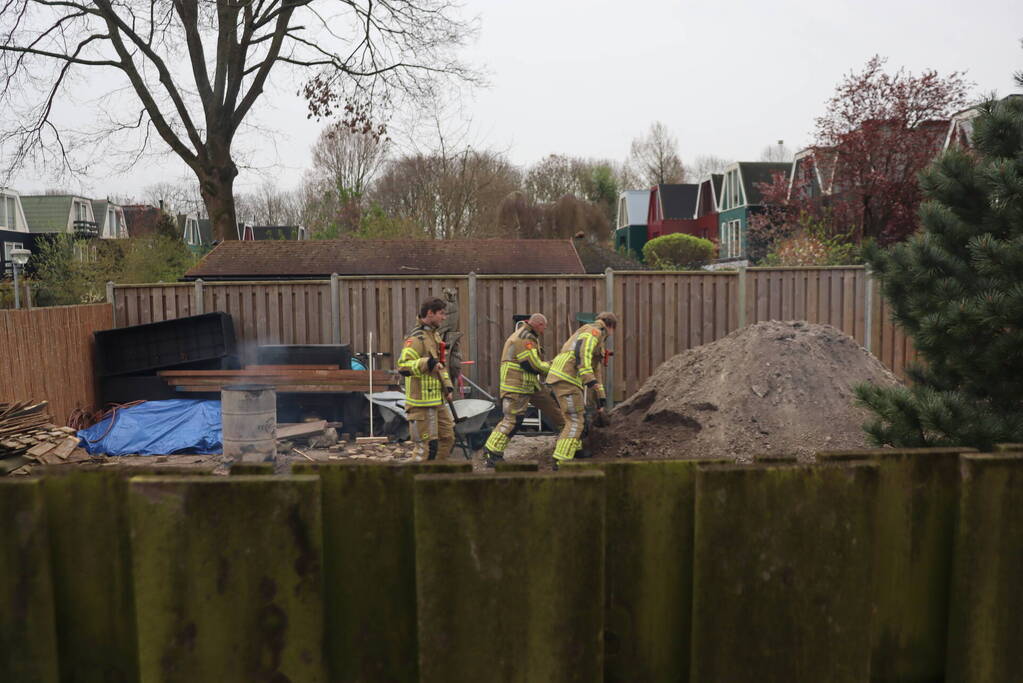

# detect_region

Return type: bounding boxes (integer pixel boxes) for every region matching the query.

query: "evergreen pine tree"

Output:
[854,86,1023,450]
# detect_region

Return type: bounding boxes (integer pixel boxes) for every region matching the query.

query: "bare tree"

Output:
[628,121,686,187]
[759,140,793,162]
[236,181,301,225]
[143,179,205,216]
[310,122,389,197]
[686,154,730,181]
[0,0,479,240]
[372,148,520,239]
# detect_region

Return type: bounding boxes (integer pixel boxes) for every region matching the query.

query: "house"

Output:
[614,190,651,260]
[0,187,35,276]
[250,225,308,241]
[122,204,169,238]
[944,94,1023,150]
[20,194,99,238]
[91,199,129,238]
[692,174,723,244]
[717,162,790,259]
[183,238,645,281]
[177,213,204,249]
[787,147,838,201]
[646,184,701,240]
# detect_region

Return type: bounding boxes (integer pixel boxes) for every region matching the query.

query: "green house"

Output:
[717,162,790,260]
[614,190,650,261]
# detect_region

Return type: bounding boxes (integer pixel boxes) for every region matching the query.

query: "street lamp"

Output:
[10,248,30,310]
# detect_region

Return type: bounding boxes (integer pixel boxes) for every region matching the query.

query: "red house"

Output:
[646,184,706,240]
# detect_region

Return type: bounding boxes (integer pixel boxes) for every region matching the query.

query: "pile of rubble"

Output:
[1,401,90,475]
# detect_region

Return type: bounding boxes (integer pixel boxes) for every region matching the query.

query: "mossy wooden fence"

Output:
[5,447,1017,682]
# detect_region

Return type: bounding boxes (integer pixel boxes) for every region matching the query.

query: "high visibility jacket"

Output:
[398,321,453,408]
[498,321,550,396]
[546,321,609,398]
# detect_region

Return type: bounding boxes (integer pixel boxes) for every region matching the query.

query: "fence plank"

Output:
[0,304,112,422]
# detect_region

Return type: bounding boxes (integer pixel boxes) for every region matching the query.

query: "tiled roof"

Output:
[573,240,649,272]
[185,238,589,279]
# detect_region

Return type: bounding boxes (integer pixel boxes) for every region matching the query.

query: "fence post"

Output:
[106,281,116,326]
[605,267,615,407]
[863,269,874,353]
[467,272,478,394]
[24,282,32,310]
[193,278,205,315]
[737,267,747,329]
[330,273,341,345]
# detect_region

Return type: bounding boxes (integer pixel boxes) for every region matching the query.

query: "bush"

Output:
[642,233,715,270]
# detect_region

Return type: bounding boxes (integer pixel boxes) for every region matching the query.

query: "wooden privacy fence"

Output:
[110,267,917,402]
[0,304,112,422]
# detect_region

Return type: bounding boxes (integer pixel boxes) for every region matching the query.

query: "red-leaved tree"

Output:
[749,56,972,261]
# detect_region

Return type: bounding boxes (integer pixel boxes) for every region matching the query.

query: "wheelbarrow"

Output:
[452,398,496,459]
[365,393,495,459]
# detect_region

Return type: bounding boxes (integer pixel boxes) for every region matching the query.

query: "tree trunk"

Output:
[198,161,240,242]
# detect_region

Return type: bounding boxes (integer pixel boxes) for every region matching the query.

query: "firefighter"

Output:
[397,298,455,460]
[545,311,617,467]
[482,313,565,467]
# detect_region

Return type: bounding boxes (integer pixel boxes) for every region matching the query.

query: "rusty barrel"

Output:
[221,384,276,462]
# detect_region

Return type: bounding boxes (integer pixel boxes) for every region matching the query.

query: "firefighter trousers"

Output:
[407,404,455,460]
[551,383,586,462]
[484,388,565,454]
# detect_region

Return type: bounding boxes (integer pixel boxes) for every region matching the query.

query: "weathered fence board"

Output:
[0,303,111,421]
[111,268,917,399]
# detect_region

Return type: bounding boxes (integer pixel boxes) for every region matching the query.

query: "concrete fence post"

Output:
[604,267,615,406]
[737,267,747,329]
[864,268,874,353]
[193,278,204,315]
[330,273,341,345]
[106,281,116,326]
[467,272,478,387]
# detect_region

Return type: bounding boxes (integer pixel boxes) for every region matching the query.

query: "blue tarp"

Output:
[77,399,222,456]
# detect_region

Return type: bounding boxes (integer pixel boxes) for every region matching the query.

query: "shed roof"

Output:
[185,238,591,279]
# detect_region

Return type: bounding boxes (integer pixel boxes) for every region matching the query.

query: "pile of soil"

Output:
[588,321,901,462]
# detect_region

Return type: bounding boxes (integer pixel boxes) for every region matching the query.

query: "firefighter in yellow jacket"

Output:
[482,313,565,467]
[545,311,617,466]
[397,298,455,460]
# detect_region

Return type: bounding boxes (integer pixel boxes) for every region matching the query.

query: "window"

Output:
[107,209,117,237]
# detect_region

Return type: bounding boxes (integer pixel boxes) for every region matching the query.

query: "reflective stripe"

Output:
[553,437,581,461]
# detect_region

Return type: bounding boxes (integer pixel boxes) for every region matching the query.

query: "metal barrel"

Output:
[221,384,276,462]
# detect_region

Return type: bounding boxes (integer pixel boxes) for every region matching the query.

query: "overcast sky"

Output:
[7,0,1022,200]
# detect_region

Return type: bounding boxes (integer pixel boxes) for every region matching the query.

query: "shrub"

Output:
[642,233,715,270]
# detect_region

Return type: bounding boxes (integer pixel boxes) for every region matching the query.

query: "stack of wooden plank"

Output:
[1,401,84,473]
[158,365,399,393]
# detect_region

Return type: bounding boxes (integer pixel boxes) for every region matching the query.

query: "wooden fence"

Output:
[111,268,917,401]
[0,304,112,422]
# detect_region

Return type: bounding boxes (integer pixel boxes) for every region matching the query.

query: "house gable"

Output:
[0,188,29,233]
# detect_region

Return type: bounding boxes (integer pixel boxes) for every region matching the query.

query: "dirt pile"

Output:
[589,320,901,462]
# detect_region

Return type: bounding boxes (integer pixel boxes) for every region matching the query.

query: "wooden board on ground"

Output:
[276,420,328,439]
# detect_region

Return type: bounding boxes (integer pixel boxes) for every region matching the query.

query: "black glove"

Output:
[398,368,411,377]
[519,360,536,373]
[585,380,598,389]
[427,357,438,372]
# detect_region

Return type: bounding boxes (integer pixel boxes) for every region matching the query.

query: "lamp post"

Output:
[10,248,30,310]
